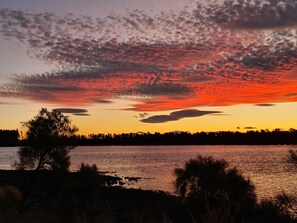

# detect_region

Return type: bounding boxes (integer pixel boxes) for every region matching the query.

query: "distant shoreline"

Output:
[1,143,297,148]
[2,129,297,147]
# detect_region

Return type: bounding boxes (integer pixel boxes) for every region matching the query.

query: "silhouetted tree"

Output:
[14,108,78,171]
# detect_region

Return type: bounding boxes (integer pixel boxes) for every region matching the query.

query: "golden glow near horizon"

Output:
[27,101,297,135]
[1,97,297,135]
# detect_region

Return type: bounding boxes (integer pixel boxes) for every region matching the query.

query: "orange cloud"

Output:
[1,4,297,113]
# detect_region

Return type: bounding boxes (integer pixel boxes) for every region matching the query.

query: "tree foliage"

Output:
[14,108,78,171]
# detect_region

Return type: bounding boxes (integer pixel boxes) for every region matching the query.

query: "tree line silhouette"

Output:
[3,128,297,146]
[72,128,297,145]
[0,129,19,146]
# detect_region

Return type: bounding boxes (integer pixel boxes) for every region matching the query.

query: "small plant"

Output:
[79,163,99,174]
[276,192,297,218]
[289,149,297,164]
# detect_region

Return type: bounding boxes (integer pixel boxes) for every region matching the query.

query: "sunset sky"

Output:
[1,0,297,135]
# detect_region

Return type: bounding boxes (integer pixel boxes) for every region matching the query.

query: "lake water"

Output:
[1,145,297,199]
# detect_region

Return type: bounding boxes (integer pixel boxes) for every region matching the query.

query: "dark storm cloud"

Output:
[141,109,222,123]
[254,103,275,106]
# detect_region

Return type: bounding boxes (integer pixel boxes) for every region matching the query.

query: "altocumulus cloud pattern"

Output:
[1,0,297,112]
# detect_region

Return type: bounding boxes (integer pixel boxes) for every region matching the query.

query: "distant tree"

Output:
[14,108,78,171]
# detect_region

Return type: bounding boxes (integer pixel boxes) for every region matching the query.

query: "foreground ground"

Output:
[0,170,183,223]
[0,168,296,223]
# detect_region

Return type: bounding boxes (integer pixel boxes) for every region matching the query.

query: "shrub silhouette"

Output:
[256,199,294,223]
[14,108,78,171]
[79,163,99,174]
[174,155,257,222]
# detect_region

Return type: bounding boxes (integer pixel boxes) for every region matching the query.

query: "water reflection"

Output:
[69,145,297,198]
[1,145,297,199]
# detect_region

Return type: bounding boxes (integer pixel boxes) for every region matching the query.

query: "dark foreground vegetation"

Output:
[0,166,181,223]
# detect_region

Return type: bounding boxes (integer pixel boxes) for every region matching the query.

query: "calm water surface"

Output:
[1,145,297,199]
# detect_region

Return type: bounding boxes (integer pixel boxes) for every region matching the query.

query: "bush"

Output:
[174,155,257,222]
